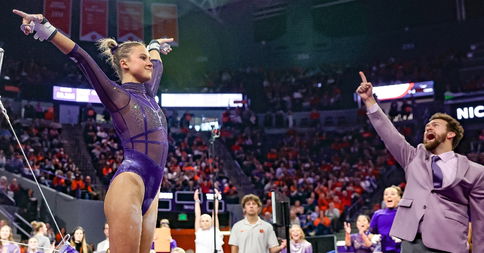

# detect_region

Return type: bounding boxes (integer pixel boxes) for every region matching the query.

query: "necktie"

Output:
[431,156,443,188]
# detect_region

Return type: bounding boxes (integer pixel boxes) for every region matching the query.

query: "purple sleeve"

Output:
[144,59,163,97]
[369,211,379,234]
[67,44,130,112]
[350,233,357,247]
[170,239,177,249]
[367,107,417,170]
[304,241,313,253]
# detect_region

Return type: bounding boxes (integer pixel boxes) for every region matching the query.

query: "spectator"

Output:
[281,225,312,253]
[370,186,402,253]
[324,202,341,232]
[31,221,51,253]
[0,225,20,253]
[344,215,374,253]
[94,223,109,253]
[194,189,224,253]
[229,194,286,253]
[70,226,93,253]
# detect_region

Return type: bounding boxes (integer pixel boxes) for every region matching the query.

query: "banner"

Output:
[151,3,179,45]
[117,1,144,42]
[43,0,72,36]
[80,0,108,41]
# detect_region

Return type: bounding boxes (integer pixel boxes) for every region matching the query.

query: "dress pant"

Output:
[401,234,449,253]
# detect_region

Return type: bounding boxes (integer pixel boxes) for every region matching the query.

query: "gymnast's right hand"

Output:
[13,9,58,41]
[194,189,200,201]
[13,9,43,35]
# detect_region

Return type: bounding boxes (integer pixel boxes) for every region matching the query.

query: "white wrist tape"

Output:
[147,40,171,53]
[33,18,58,42]
[147,40,161,52]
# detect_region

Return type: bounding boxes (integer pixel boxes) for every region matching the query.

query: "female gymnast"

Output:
[13,9,173,253]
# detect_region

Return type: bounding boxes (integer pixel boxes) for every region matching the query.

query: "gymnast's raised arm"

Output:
[13,9,129,112]
[145,38,173,97]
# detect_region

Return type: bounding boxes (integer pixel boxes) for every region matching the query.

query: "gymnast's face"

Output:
[200,214,212,230]
[123,45,153,83]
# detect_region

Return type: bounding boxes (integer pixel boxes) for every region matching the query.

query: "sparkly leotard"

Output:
[68,45,168,214]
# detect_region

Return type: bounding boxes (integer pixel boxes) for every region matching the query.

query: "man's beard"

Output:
[423,133,446,151]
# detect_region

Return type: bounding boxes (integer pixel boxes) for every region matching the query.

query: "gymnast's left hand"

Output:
[156,38,174,55]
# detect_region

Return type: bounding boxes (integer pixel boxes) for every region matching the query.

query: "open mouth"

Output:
[426,133,435,141]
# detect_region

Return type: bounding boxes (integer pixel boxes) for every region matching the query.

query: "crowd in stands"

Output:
[201,51,473,113]
[1,49,481,114]
[467,129,484,165]
[2,58,86,88]
[0,116,99,200]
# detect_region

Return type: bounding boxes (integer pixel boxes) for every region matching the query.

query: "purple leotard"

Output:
[68,45,168,214]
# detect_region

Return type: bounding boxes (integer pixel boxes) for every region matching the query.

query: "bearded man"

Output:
[356,71,484,253]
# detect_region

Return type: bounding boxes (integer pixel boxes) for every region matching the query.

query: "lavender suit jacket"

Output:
[368,107,484,253]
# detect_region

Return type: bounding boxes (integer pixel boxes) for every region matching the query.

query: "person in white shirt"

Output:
[94,223,109,253]
[194,189,224,253]
[229,194,286,253]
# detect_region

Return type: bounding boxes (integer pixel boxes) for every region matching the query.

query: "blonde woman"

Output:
[31,221,50,253]
[27,237,54,253]
[281,225,312,253]
[13,8,173,253]
[194,189,224,253]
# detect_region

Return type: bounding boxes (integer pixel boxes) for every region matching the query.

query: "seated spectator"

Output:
[344,215,375,252]
[289,210,301,226]
[70,226,93,253]
[324,202,341,232]
[0,176,8,192]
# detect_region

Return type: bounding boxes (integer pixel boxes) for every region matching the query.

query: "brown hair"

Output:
[240,194,262,209]
[31,221,46,233]
[70,226,89,253]
[429,113,464,149]
[97,38,145,79]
